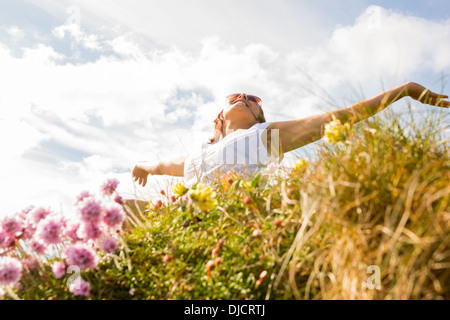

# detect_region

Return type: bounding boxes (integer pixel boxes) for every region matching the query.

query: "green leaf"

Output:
[251,173,261,189]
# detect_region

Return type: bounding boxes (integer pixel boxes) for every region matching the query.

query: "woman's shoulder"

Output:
[250,121,272,131]
[246,122,272,139]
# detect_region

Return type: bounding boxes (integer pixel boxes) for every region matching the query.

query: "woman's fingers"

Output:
[432,93,450,107]
[132,165,149,186]
[419,91,450,107]
[438,99,450,108]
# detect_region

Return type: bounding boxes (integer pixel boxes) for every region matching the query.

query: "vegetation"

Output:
[1,104,448,300]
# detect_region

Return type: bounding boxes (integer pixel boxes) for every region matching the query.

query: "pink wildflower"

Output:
[256,270,269,286]
[273,218,282,227]
[64,221,81,242]
[103,204,125,229]
[36,216,65,245]
[52,261,67,279]
[64,244,99,270]
[114,195,124,205]
[77,222,102,241]
[18,205,34,220]
[1,216,24,237]
[78,198,103,224]
[100,237,119,253]
[153,199,163,209]
[260,270,268,280]
[101,178,119,196]
[22,257,38,271]
[76,191,92,205]
[0,257,23,286]
[29,207,51,226]
[30,239,47,254]
[0,230,5,246]
[22,221,37,240]
[23,206,35,214]
[69,278,91,297]
[206,260,215,278]
[3,236,15,248]
[163,254,174,263]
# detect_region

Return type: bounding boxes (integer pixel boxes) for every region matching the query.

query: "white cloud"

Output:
[286,6,450,98]
[53,24,102,51]
[0,119,48,160]
[24,0,332,52]
[6,26,25,41]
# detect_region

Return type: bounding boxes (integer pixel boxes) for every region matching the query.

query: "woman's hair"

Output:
[208,107,266,144]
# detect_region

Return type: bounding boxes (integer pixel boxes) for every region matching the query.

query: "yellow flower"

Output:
[324,118,352,144]
[173,182,188,197]
[240,180,252,189]
[291,159,308,176]
[189,183,217,212]
[293,159,308,171]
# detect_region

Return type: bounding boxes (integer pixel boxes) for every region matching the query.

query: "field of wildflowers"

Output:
[0,105,448,300]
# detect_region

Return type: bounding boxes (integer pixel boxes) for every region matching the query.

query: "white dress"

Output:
[184,122,274,187]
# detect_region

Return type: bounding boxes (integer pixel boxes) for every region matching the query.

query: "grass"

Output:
[4,103,450,300]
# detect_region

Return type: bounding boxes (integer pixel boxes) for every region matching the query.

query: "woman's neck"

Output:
[222,120,255,138]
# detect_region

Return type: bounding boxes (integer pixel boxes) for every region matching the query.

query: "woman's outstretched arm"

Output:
[267,82,449,154]
[132,154,188,187]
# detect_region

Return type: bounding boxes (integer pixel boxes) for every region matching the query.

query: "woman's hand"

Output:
[132,162,158,187]
[406,82,449,108]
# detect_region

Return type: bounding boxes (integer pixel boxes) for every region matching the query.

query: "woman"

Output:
[132,82,449,189]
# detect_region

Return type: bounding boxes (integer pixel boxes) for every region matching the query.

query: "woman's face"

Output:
[223,93,262,125]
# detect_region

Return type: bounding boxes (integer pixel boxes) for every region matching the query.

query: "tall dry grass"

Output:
[276,105,449,299]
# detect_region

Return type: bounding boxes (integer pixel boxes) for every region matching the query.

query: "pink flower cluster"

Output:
[36,216,65,245]
[0,257,23,286]
[64,244,99,270]
[52,261,67,279]
[75,197,125,243]
[69,278,91,296]
[100,237,119,254]
[101,178,119,196]
[0,179,126,297]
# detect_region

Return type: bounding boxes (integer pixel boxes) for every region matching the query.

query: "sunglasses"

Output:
[226,93,262,106]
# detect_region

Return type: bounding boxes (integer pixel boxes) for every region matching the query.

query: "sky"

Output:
[0,0,449,217]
